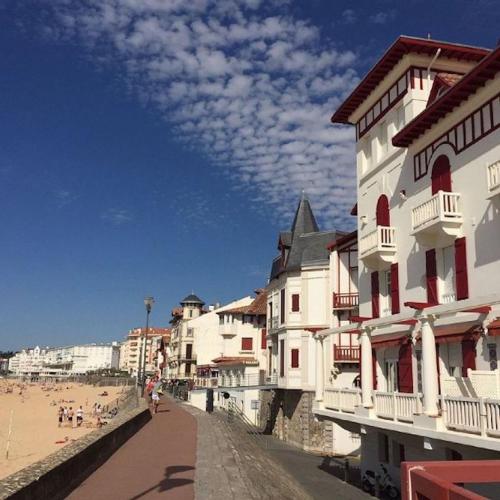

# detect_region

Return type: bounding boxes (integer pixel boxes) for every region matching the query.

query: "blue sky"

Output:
[1,0,498,350]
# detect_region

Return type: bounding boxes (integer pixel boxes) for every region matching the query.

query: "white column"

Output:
[360,329,373,408]
[315,336,325,402]
[421,317,439,416]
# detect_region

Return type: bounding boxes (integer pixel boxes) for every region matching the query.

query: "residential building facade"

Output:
[315,36,500,497]
[265,194,346,453]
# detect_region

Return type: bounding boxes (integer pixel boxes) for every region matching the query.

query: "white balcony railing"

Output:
[442,395,482,434]
[487,161,500,194]
[411,191,462,232]
[218,373,277,388]
[324,388,361,413]
[374,391,422,423]
[360,226,396,257]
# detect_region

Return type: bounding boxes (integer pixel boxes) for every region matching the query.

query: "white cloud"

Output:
[40,0,359,228]
[100,208,133,225]
[341,9,357,25]
[369,11,396,24]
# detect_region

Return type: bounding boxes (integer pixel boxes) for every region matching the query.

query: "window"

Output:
[440,245,455,304]
[261,329,267,350]
[291,348,299,368]
[364,135,372,169]
[186,327,194,337]
[188,309,193,318]
[280,289,285,324]
[426,249,438,305]
[395,105,405,132]
[241,338,253,351]
[378,433,389,463]
[378,121,388,158]
[280,339,285,377]
[390,263,400,314]
[380,270,392,317]
[371,271,380,318]
[385,361,398,392]
[291,294,300,312]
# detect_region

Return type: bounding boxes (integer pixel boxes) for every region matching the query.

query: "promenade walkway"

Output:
[67,398,196,500]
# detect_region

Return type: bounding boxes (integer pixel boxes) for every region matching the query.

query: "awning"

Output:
[417,322,482,344]
[371,331,409,349]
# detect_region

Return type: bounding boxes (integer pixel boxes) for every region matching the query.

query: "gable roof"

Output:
[218,289,267,316]
[393,44,500,148]
[331,36,490,125]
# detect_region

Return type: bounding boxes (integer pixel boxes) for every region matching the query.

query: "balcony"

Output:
[442,395,500,437]
[194,377,219,388]
[333,345,360,363]
[487,160,500,198]
[268,316,279,331]
[178,354,197,362]
[359,226,396,270]
[218,373,277,388]
[333,292,359,310]
[374,391,423,423]
[324,388,361,413]
[411,191,463,247]
[219,324,237,337]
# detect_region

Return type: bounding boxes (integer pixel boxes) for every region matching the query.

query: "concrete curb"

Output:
[0,398,151,500]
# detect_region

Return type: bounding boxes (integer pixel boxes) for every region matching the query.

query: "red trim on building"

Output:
[393,45,499,148]
[331,36,489,125]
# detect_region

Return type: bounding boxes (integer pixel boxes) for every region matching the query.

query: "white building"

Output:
[315,36,500,496]
[265,195,357,453]
[120,328,170,377]
[9,342,121,377]
[9,346,47,377]
[167,294,209,379]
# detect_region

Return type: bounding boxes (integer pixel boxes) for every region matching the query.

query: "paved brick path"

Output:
[67,398,196,500]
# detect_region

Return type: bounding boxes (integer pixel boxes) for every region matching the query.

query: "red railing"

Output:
[333,292,359,309]
[401,460,500,500]
[334,345,360,362]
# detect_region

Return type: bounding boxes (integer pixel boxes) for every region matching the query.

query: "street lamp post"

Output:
[141,296,155,396]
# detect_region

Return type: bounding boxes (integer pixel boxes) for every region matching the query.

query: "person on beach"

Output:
[76,406,83,427]
[58,406,64,427]
[68,407,74,427]
[63,406,68,421]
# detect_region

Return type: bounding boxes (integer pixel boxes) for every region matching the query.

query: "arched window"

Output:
[431,155,452,195]
[376,195,390,226]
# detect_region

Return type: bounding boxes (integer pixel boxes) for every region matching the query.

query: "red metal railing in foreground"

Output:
[401,460,500,500]
[334,345,360,362]
[333,292,359,309]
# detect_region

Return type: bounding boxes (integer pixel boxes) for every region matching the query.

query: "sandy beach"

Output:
[0,380,126,480]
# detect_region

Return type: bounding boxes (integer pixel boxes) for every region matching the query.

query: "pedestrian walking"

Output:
[58,406,64,427]
[68,407,74,427]
[76,406,83,427]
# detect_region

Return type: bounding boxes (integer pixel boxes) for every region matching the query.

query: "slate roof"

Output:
[180,294,205,305]
[269,196,344,281]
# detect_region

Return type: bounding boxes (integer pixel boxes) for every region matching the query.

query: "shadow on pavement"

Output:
[129,465,195,499]
[318,457,362,488]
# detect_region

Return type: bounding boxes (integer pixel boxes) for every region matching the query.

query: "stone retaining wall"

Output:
[0,394,151,500]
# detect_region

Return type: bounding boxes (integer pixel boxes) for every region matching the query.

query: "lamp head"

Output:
[144,296,155,313]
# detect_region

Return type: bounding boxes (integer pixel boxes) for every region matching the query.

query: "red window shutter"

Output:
[461,339,476,377]
[397,343,413,393]
[390,263,400,314]
[455,237,469,300]
[280,339,285,377]
[372,349,377,389]
[261,329,267,350]
[241,338,253,351]
[426,249,438,305]
[371,271,380,318]
[291,348,299,368]
[376,195,390,226]
[280,289,285,323]
[291,294,300,312]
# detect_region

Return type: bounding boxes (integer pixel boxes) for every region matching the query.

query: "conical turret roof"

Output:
[290,193,319,237]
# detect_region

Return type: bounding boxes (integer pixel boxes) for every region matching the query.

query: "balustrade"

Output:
[324,388,361,413]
